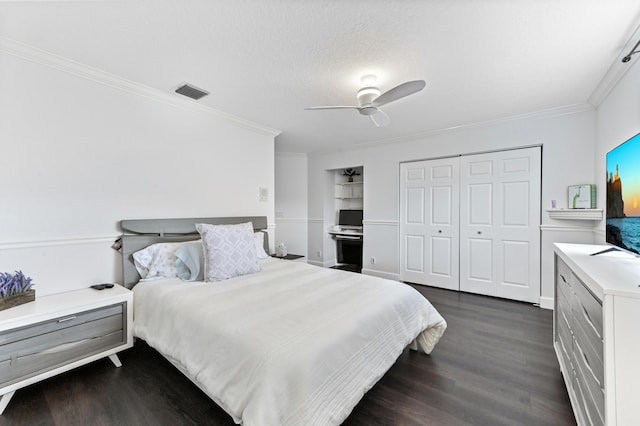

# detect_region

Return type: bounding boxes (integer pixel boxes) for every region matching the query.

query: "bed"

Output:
[121,216,447,426]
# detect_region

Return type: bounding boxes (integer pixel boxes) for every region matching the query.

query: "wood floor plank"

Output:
[0,285,575,425]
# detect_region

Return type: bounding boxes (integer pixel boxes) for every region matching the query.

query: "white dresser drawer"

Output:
[573,278,603,339]
[573,339,604,425]
[571,308,603,385]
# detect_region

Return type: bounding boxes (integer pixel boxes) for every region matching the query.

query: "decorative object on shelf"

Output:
[568,184,596,209]
[0,270,35,311]
[342,168,360,182]
[275,243,288,257]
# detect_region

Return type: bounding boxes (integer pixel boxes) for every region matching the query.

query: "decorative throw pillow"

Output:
[132,242,183,279]
[175,240,205,281]
[254,232,269,259]
[196,222,260,282]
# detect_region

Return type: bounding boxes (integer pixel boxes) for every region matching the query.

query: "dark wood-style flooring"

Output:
[0,286,575,426]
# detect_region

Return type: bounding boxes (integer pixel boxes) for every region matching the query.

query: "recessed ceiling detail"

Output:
[175,83,209,100]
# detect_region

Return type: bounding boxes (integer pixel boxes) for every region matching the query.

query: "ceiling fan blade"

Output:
[305,106,360,110]
[372,80,426,107]
[369,109,390,127]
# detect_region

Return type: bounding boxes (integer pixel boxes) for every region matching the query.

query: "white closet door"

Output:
[459,147,541,303]
[400,157,460,290]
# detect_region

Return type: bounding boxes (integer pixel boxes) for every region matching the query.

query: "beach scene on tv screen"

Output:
[606,133,640,254]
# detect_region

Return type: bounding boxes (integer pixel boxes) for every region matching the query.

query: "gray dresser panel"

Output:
[0,303,126,387]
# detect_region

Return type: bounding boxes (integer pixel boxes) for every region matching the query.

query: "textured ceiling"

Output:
[1,0,640,153]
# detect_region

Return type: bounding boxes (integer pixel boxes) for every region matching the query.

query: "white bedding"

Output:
[132,257,447,425]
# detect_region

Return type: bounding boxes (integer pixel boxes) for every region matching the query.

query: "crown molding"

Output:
[0,36,281,138]
[588,23,640,107]
[309,103,594,155]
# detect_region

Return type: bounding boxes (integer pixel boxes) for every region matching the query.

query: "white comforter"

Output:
[132,258,446,426]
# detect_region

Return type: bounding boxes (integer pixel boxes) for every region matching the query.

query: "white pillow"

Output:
[132,242,183,279]
[254,232,269,259]
[196,222,260,282]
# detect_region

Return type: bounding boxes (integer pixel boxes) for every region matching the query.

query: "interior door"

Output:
[459,147,541,302]
[400,157,460,290]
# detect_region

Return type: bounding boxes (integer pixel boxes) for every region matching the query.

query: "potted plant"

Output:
[343,168,361,182]
[0,271,35,311]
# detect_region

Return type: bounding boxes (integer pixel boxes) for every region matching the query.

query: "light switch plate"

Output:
[259,187,269,202]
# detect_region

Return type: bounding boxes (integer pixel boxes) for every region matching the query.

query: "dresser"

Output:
[554,243,640,426]
[0,285,133,414]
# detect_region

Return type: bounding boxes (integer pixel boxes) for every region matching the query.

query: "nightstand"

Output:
[270,254,306,262]
[0,285,133,414]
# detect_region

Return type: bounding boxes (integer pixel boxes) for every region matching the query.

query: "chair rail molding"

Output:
[362,220,399,226]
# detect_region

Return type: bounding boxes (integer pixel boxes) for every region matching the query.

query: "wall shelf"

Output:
[334,181,363,200]
[546,209,603,220]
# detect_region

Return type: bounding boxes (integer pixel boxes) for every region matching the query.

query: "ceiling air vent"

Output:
[175,83,209,100]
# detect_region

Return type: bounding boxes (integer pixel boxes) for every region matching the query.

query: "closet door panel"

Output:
[400,158,460,290]
[431,236,453,277]
[467,238,492,281]
[468,184,493,225]
[400,147,540,302]
[405,235,425,273]
[460,147,541,302]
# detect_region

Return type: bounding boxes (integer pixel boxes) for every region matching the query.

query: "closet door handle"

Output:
[477,231,482,235]
[438,230,442,233]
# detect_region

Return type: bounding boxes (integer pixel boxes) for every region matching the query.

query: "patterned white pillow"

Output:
[196,222,260,282]
[132,242,183,279]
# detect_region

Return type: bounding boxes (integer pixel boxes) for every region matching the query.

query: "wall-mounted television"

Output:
[605,132,640,255]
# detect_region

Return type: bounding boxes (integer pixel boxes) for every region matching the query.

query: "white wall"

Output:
[305,107,598,305]
[595,61,640,237]
[274,153,308,256]
[0,44,277,296]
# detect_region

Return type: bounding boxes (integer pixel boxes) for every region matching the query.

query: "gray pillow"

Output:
[175,241,205,281]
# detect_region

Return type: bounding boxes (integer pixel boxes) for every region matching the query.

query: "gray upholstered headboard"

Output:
[120,216,269,288]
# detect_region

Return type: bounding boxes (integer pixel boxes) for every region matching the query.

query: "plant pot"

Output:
[0,290,35,311]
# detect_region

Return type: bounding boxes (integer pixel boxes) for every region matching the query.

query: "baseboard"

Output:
[539,296,554,310]
[361,268,399,281]
[307,260,335,268]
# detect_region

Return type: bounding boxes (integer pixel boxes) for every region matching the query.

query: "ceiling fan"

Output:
[305,75,426,127]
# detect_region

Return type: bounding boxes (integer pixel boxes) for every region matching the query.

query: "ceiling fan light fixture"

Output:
[360,74,377,86]
[358,106,378,116]
[357,86,380,105]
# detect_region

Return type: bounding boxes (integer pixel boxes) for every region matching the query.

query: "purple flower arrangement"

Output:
[0,271,34,298]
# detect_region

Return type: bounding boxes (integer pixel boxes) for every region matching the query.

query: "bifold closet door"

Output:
[459,147,541,303]
[399,157,460,290]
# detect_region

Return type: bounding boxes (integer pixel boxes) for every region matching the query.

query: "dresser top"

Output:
[554,243,640,300]
[0,285,132,330]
